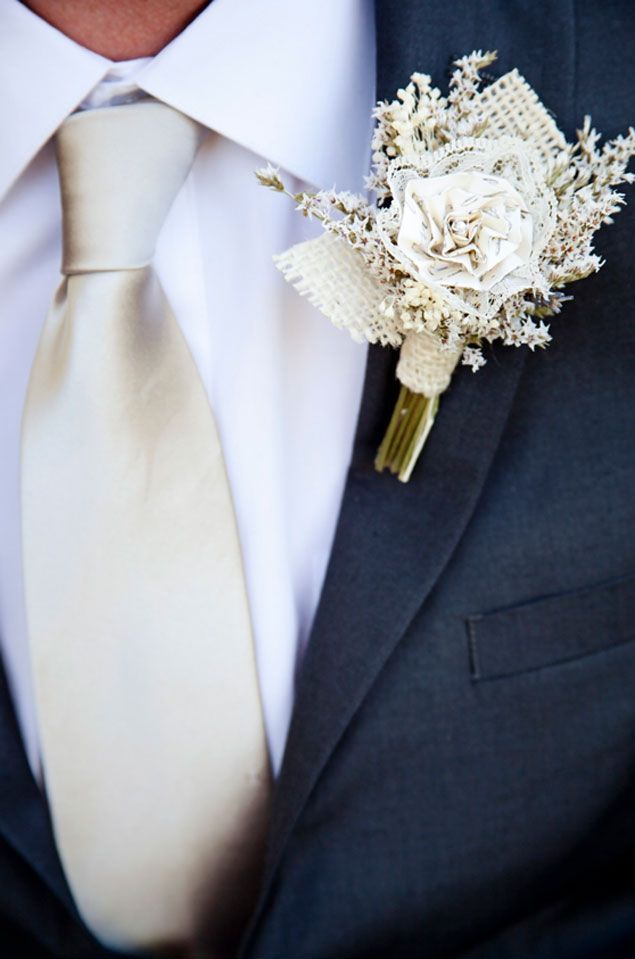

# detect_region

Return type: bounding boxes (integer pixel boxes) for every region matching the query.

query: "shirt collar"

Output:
[0,1,110,200]
[0,0,375,201]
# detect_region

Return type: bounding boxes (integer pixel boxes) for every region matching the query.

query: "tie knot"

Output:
[56,101,204,274]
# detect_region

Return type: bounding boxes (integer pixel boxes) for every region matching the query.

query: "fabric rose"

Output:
[395,171,533,292]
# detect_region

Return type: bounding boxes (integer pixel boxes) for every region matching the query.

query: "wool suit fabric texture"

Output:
[1,1,635,957]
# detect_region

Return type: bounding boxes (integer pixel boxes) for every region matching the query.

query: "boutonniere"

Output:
[257,51,634,481]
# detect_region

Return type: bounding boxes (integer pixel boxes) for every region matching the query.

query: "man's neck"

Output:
[23,0,210,60]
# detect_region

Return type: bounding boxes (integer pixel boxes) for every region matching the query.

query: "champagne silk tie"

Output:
[21,101,271,951]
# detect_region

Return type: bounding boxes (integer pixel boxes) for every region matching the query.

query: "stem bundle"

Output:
[375,386,439,482]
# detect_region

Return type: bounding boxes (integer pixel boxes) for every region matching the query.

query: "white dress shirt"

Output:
[0,0,374,782]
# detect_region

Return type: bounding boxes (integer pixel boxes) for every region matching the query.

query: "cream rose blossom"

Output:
[396,172,533,292]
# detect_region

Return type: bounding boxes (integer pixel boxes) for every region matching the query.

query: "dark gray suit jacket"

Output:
[1,1,634,956]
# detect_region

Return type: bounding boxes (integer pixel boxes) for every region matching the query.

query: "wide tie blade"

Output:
[21,102,271,951]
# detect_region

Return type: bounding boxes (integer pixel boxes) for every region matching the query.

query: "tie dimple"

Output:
[57,101,204,273]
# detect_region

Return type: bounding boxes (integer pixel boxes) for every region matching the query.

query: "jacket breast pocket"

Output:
[466,573,635,681]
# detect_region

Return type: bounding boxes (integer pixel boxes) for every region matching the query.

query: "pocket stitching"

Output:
[465,572,635,682]
[467,617,482,681]
[469,631,635,683]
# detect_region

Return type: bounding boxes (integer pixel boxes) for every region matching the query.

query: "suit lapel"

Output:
[0,660,77,915]
[253,341,526,904]
[244,0,577,945]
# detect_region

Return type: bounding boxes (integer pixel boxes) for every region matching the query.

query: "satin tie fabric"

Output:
[20,101,271,952]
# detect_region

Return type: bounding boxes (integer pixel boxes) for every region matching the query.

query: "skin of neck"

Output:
[23,0,210,60]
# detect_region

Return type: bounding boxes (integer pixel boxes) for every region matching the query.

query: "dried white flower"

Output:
[254,163,285,192]
[462,345,487,371]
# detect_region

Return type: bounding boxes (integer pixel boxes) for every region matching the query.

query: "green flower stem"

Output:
[399,394,439,481]
[374,385,411,473]
[374,387,440,482]
[393,393,427,467]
